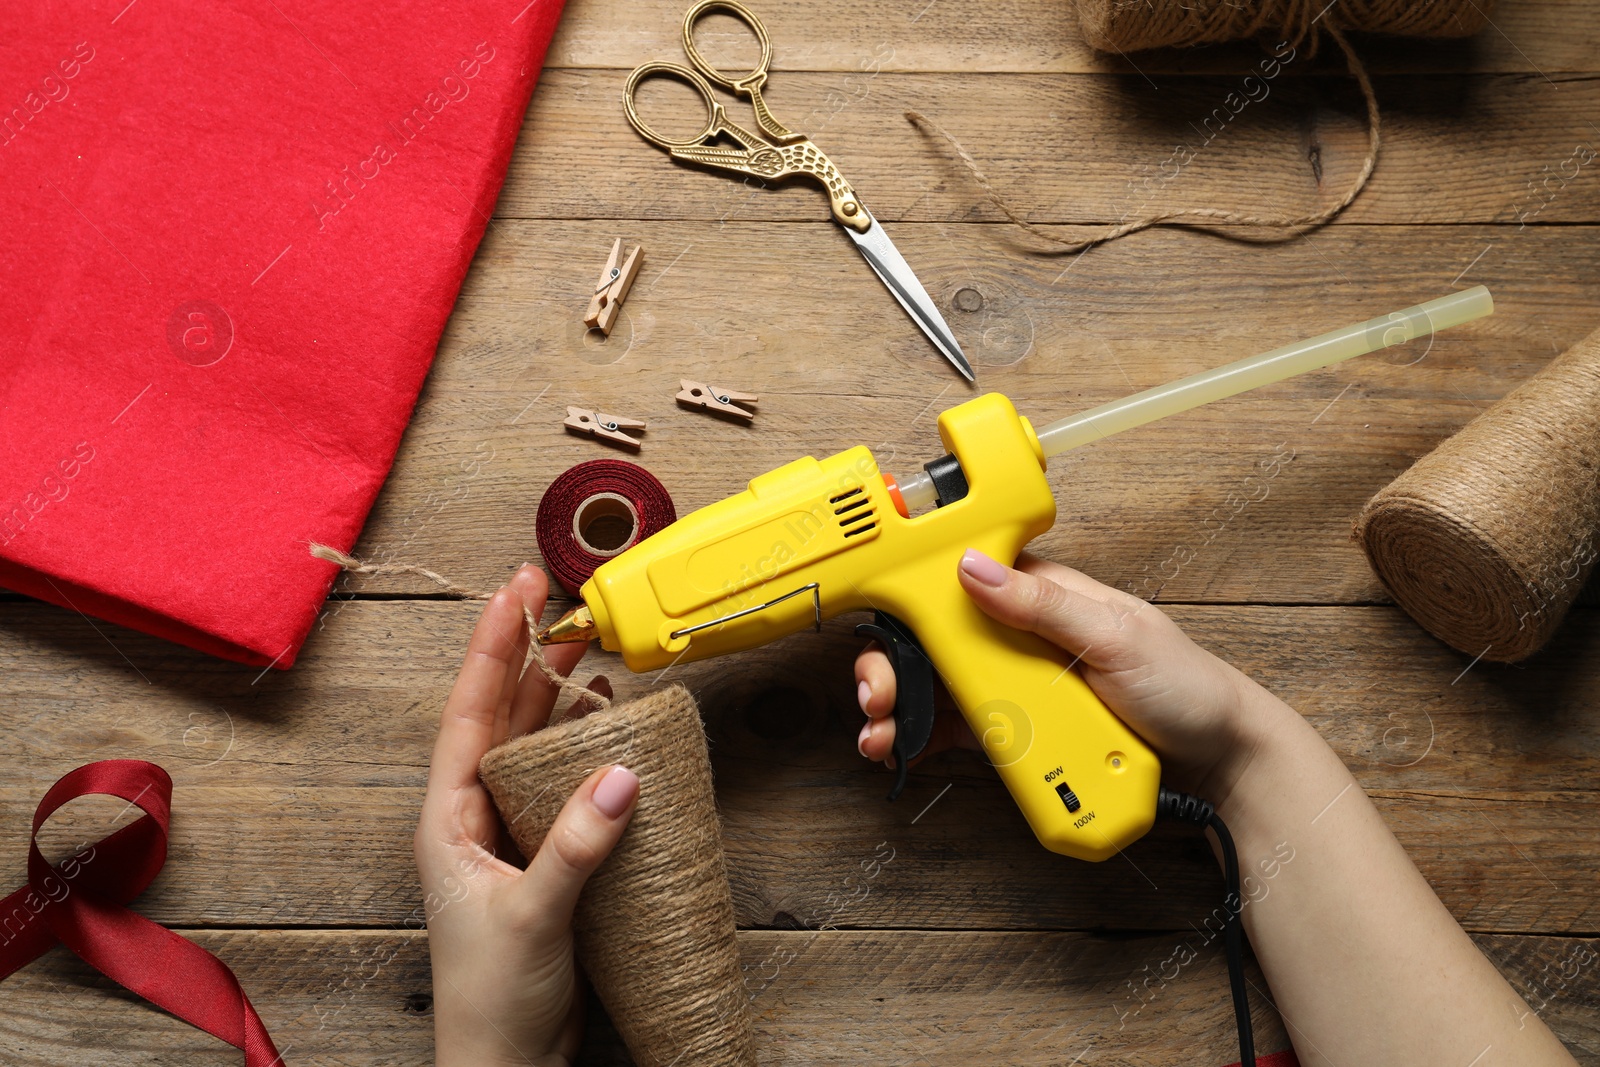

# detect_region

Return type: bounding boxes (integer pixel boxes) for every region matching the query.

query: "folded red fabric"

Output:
[1,0,566,668]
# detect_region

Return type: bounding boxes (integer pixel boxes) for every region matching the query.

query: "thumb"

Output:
[514,764,639,934]
[956,548,1145,674]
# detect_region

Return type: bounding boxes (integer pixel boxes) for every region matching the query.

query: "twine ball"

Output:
[479,685,755,1067]
[1354,327,1600,663]
[1074,0,1494,52]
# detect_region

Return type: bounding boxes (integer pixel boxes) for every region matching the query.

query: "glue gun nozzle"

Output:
[538,604,597,645]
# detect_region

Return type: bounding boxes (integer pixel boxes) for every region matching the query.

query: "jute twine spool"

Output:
[1354,327,1600,663]
[1074,0,1493,54]
[909,0,1493,255]
[478,685,756,1067]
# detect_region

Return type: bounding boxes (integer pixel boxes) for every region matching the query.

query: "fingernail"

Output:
[857,680,872,713]
[857,720,872,757]
[960,548,1008,588]
[592,765,639,819]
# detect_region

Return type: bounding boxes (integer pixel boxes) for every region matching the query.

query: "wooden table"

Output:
[4,1,1599,1062]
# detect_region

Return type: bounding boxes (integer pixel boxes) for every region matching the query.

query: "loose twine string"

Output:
[307,543,610,714]
[906,0,1494,255]
[907,26,1374,254]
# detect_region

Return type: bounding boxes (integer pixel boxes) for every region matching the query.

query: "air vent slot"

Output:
[831,485,877,537]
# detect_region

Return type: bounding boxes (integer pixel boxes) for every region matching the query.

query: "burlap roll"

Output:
[1354,327,1600,662]
[478,685,755,1067]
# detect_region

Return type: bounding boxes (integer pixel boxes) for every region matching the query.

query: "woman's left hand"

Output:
[416,564,638,1067]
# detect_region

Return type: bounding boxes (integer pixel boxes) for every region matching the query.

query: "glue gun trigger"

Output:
[853,611,938,802]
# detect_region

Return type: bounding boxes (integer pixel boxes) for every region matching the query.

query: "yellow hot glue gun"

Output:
[541,287,1492,861]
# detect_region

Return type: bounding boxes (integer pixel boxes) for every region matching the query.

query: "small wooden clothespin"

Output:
[584,238,643,336]
[564,406,647,451]
[677,379,758,423]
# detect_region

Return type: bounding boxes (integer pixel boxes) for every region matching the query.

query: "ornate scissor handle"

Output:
[624,61,758,151]
[622,15,869,232]
[680,0,802,145]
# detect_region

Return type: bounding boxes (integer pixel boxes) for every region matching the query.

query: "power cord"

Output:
[1158,786,1255,1067]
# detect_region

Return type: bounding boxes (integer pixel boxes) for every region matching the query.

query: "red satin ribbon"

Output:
[0,760,282,1065]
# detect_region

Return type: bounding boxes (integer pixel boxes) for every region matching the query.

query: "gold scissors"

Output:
[623,0,973,381]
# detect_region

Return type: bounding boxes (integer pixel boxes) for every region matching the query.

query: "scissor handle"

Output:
[623,61,728,151]
[680,0,800,144]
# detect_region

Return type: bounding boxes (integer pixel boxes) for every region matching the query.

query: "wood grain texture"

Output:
[0,930,1593,1064]
[504,70,1600,225]
[2,600,1595,933]
[336,220,1600,602]
[5,0,1600,1062]
[544,0,1600,75]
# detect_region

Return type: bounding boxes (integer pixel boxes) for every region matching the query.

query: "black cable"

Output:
[1158,786,1255,1067]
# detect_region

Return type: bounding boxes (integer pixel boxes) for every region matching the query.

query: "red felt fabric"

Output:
[0,0,566,668]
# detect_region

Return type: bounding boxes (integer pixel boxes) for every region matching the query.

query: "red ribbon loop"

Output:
[0,760,283,1065]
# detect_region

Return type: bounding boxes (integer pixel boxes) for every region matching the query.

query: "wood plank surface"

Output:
[544,0,1600,75]
[0,929,1594,1065]
[341,220,1600,603]
[6,0,1600,1062]
[3,600,1595,934]
[504,71,1600,225]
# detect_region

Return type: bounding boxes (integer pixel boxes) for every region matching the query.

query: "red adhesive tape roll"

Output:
[536,460,677,594]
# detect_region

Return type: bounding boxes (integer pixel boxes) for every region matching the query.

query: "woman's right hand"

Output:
[853,549,1283,806]
[858,555,1586,1067]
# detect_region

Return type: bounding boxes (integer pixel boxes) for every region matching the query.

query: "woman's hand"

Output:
[417,564,639,1067]
[854,549,1282,805]
[856,550,1585,1067]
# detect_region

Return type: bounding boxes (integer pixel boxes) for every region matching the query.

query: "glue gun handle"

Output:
[854,611,938,801]
[885,576,1163,862]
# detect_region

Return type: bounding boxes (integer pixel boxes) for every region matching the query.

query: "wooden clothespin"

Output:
[676,379,758,423]
[564,406,647,451]
[584,238,643,336]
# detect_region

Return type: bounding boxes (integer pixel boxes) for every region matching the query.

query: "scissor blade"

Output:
[843,211,974,381]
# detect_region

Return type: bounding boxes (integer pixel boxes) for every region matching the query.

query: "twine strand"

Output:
[905,25,1380,255]
[308,542,610,713]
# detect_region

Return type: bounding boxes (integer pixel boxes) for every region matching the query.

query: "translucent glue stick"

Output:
[894,286,1494,512]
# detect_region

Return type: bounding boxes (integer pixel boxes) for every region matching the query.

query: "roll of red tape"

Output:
[536,460,677,594]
